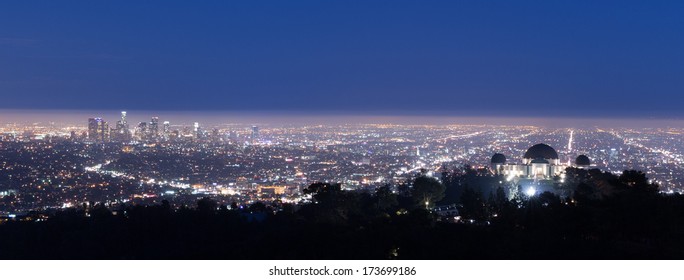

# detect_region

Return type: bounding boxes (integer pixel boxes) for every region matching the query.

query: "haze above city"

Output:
[1,1,683,117]
[1,109,683,129]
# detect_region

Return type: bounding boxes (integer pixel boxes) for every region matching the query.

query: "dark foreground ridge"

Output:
[0,167,683,259]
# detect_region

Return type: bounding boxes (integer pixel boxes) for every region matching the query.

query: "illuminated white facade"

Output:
[491,143,566,180]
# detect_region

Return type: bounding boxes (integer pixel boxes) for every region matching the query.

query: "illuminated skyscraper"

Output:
[88,117,109,142]
[193,122,204,139]
[88,118,99,140]
[115,111,130,141]
[251,126,259,143]
[136,122,148,140]
[163,121,170,139]
[150,117,159,140]
[99,120,110,142]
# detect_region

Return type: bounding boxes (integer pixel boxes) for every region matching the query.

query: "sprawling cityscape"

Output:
[4,1,684,269]
[0,110,682,217]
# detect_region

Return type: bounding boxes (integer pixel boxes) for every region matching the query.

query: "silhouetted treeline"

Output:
[0,168,683,259]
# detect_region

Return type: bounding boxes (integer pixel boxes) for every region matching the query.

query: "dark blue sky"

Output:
[1,1,683,117]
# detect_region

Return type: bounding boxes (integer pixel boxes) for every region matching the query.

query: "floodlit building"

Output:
[491,143,592,180]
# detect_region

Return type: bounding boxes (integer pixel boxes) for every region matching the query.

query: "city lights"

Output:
[0,112,683,220]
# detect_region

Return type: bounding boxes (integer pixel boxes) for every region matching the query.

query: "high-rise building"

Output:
[99,120,110,142]
[115,111,130,141]
[136,122,148,140]
[121,111,127,121]
[251,126,259,143]
[149,117,159,140]
[88,117,109,142]
[194,122,201,138]
[163,121,170,140]
[88,118,99,140]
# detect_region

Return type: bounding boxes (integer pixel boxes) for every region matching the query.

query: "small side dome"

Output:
[491,153,506,164]
[575,155,591,166]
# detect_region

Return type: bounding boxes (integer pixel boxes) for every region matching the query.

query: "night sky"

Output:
[1,1,683,117]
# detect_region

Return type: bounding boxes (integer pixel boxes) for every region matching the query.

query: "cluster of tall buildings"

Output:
[134,116,170,141]
[87,111,174,143]
[85,111,258,143]
[87,117,109,143]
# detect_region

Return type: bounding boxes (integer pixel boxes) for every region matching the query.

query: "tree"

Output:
[411,176,445,209]
[619,170,658,194]
[460,185,486,220]
[495,187,508,208]
[197,197,218,214]
[304,182,343,204]
[249,201,267,212]
[374,186,398,212]
[90,203,113,220]
[300,182,362,225]
[537,191,561,207]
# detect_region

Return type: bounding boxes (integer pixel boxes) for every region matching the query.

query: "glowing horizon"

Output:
[0,109,682,128]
